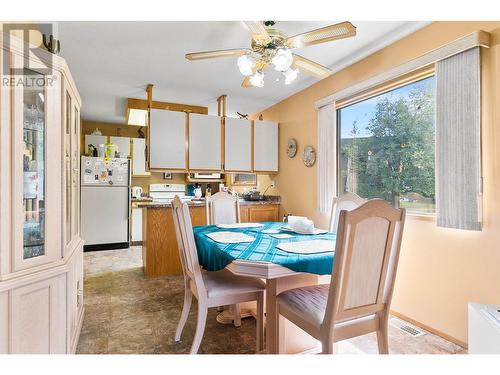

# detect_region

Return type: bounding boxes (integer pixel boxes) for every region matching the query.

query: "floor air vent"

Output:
[390,317,426,337]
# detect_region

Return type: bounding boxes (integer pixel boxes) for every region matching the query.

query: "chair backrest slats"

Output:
[329,192,367,233]
[172,196,206,296]
[323,199,405,328]
[206,191,240,225]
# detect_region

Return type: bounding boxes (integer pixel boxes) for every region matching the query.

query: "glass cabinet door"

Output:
[65,91,72,245]
[72,106,80,238]
[22,68,46,260]
[64,85,81,249]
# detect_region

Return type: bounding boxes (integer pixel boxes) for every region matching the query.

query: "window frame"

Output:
[335,66,437,217]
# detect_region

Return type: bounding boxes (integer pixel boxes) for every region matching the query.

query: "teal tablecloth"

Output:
[193,222,335,275]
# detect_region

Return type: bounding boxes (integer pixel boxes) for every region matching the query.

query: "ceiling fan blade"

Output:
[292,54,332,78]
[243,21,272,44]
[286,21,356,49]
[242,60,268,88]
[185,48,250,61]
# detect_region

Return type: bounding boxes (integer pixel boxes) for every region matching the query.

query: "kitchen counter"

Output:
[140,196,281,278]
[137,196,281,208]
[131,197,153,202]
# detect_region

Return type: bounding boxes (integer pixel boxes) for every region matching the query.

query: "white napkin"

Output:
[270,233,294,239]
[288,216,315,234]
[206,231,255,244]
[261,229,280,234]
[216,223,264,229]
[276,240,335,254]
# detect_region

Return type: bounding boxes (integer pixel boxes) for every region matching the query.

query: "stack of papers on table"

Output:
[276,240,335,254]
[206,231,255,244]
[216,223,263,229]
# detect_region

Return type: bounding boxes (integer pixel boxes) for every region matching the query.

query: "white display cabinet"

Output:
[0,32,84,353]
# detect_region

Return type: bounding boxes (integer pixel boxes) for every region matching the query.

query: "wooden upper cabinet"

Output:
[224,117,252,172]
[253,120,279,173]
[149,109,187,171]
[188,113,222,171]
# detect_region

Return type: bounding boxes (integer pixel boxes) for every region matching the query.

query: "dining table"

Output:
[193,221,336,354]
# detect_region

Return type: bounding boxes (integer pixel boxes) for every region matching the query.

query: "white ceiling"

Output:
[58,21,430,123]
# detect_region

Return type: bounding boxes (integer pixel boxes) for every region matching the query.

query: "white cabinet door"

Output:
[224,117,252,172]
[12,57,63,271]
[132,138,150,176]
[110,136,130,158]
[253,120,279,172]
[149,109,186,170]
[10,273,67,353]
[84,134,107,153]
[189,113,222,171]
[131,208,142,242]
[67,248,83,353]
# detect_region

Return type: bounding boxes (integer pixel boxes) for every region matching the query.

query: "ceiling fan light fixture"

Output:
[249,70,265,88]
[283,67,299,85]
[237,54,256,76]
[271,48,293,72]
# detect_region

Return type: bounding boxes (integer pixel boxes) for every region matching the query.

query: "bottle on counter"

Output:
[206,184,212,198]
[194,183,202,199]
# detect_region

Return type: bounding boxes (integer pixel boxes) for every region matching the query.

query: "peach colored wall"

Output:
[258,21,500,346]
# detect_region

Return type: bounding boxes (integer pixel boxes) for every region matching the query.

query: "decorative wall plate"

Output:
[287,138,298,158]
[302,146,316,167]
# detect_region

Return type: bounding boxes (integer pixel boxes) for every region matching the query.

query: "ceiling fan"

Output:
[185,21,356,88]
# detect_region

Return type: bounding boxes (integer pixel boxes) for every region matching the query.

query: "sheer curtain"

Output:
[436,47,482,230]
[316,102,337,214]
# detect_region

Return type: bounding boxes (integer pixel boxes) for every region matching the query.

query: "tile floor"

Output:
[76,247,466,354]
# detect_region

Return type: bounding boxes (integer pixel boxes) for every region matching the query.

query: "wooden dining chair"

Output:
[329,192,367,233]
[171,196,265,354]
[276,199,406,354]
[206,191,241,225]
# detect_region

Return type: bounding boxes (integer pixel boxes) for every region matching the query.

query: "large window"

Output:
[338,76,436,214]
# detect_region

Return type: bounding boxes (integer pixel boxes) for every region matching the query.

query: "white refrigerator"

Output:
[81,156,130,250]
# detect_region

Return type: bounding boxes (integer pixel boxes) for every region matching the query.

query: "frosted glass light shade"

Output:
[237,55,255,76]
[249,70,265,87]
[283,68,299,85]
[272,48,293,72]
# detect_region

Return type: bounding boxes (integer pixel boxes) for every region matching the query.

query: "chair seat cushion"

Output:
[277,284,330,327]
[202,269,265,299]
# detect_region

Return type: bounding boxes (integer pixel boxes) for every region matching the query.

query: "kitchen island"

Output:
[139,199,280,278]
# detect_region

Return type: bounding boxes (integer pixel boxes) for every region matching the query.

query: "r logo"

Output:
[2,23,55,76]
